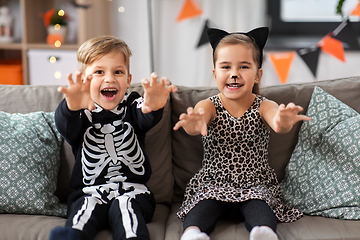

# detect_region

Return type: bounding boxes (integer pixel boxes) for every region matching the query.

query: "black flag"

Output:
[298,47,321,78]
[196,19,216,48]
[333,19,360,50]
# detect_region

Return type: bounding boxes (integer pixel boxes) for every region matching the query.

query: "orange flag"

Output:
[351,2,360,16]
[320,35,345,62]
[176,0,203,22]
[269,52,295,84]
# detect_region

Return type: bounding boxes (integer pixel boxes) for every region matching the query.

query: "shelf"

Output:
[26,43,79,51]
[0,0,112,85]
[0,43,23,50]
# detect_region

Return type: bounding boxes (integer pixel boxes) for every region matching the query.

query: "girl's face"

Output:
[213,43,262,101]
[85,52,132,110]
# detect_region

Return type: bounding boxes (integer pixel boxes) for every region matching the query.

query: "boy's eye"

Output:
[240,65,249,69]
[94,70,103,74]
[115,70,123,74]
[221,65,230,69]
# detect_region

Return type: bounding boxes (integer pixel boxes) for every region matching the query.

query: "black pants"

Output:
[65,193,155,240]
[183,199,277,234]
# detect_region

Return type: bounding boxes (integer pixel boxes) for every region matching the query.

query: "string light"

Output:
[49,56,57,63]
[54,40,62,47]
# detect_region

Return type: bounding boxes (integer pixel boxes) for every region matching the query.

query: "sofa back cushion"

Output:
[129,84,174,204]
[170,86,219,203]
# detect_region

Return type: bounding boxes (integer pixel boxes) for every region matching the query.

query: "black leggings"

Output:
[183,199,277,234]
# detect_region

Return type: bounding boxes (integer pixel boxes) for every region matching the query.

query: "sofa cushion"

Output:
[260,77,360,182]
[0,111,66,216]
[0,84,73,202]
[281,86,360,219]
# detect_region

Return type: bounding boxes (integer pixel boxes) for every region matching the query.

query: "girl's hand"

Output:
[57,71,96,111]
[141,72,177,114]
[272,102,311,133]
[173,107,208,136]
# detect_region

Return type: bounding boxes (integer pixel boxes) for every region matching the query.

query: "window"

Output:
[267,0,360,49]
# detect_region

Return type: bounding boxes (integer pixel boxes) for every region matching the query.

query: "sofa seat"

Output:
[0,203,170,240]
[165,203,360,240]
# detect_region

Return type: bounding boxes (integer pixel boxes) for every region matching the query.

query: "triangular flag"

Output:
[333,20,360,50]
[176,0,203,22]
[196,19,216,48]
[320,35,345,62]
[297,47,321,77]
[351,2,360,16]
[269,52,295,84]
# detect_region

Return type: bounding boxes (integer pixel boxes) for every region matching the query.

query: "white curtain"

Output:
[112,0,267,87]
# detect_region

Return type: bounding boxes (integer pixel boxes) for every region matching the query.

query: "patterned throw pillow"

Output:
[281,86,360,220]
[0,111,66,217]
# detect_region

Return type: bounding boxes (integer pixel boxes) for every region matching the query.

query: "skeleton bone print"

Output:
[81,105,145,186]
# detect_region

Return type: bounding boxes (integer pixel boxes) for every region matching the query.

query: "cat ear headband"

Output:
[207,27,269,67]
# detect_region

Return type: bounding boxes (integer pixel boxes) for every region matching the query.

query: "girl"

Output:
[173,27,311,240]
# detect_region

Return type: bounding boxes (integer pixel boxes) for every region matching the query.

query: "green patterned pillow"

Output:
[281,86,360,219]
[0,111,66,217]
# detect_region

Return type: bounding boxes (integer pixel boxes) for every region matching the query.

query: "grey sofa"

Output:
[1,76,360,240]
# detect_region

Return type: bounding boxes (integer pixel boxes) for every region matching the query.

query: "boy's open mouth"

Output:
[226,83,243,89]
[101,88,118,98]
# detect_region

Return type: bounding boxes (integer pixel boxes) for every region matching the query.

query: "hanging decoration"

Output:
[269,52,295,84]
[332,19,360,49]
[351,1,360,16]
[196,19,216,47]
[320,34,346,62]
[297,47,321,78]
[176,0,203,22]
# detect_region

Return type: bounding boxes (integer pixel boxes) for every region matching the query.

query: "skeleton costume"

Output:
[55,92,163,240]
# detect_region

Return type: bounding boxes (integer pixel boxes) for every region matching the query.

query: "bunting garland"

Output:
[269,52,296,84]
[196,19,216,47]
[351,1,360,16]
[176,0,203,22]
[320,35,346,62]
[176,0,359,84]
[297,47,321,77]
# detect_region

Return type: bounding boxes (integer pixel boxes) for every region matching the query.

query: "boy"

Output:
[50,36,177,240]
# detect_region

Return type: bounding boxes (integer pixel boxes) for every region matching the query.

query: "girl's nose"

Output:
[231,75,238,82]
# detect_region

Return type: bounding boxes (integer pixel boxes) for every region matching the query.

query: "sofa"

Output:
[1,76,360,240]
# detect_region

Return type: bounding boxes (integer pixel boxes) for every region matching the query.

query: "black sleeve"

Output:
[54,99,85,146]
[128,92,164,131]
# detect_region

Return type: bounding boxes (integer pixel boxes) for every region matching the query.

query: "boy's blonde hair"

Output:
[213,34,261,94]
[77,35,132,73]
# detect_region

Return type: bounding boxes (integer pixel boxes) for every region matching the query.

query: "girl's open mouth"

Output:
[226,83,243,89]
[101,88,118,98]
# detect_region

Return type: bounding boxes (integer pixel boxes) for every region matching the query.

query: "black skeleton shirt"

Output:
[55,92,163,206]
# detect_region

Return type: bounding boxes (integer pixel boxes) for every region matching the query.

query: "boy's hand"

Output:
[141,72,177,113]
[57,71,96,111]
[173,107,208,136]
[272,102,311,133]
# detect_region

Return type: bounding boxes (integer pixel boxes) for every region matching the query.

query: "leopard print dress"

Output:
[177,95,302,222]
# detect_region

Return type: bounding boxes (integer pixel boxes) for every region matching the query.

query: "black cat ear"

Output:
[245,27,269,52]
[206,28,230,52]
[207,27,269,53]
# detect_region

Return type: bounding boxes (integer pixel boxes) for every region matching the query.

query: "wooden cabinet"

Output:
[0,0,112,84]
